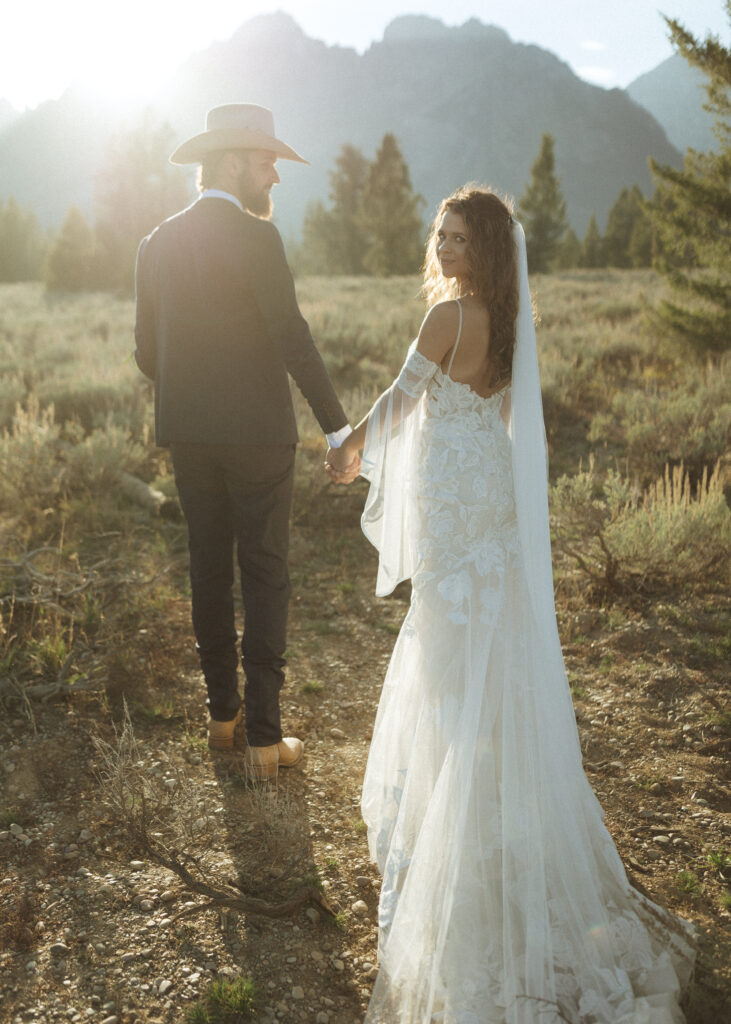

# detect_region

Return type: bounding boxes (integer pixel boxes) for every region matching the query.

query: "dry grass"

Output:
[0,271,729,1022]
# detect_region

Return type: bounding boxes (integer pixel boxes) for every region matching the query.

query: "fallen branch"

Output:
[696,736,731,755]
[0,676,103,701]
[0,541,183,622]
[130,801,337,924]
[133,798,335,929]
[169,889,335,924]
[91,707,333,927]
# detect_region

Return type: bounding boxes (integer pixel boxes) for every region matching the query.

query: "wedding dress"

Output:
[357,223,695,1024]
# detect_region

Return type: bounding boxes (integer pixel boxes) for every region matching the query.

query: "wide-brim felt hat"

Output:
[169,103,308,165]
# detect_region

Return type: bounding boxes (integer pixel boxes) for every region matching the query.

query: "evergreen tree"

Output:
[361,134,424,276]
[556,228,581,269]
[299,144,370,274]
[0,199,46,281]
[580,215,604,268]
[327,144,370,274]
[298,201,337,275]
[518,133,568,273]
[45,206,97,291]
[628,213,653,268]
[603,186,650,268]
[94,110,190,291]
[648,2,731,353]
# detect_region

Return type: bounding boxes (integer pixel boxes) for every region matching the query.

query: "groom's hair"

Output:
[197,150,229,193]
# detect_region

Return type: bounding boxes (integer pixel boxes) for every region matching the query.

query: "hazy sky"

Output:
[3,0,729,111]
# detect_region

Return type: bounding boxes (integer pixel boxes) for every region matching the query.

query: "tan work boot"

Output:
[207,708,242,750]
[245,737,304,780]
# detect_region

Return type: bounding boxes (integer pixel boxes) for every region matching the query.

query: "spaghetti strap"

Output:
[446,299,463,376]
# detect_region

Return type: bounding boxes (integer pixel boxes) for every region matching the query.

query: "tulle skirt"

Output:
[361,551,696,1024]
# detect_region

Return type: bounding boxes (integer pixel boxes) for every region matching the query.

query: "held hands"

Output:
[325,445,361,485]
[324,421,366,485]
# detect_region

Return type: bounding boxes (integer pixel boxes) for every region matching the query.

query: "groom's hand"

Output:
[325,446,360,485]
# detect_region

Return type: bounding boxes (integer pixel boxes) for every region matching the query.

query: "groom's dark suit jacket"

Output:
[134,196,347,446]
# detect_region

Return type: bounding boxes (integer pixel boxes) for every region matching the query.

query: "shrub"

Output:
[1,398,152,544]
[551,459,730,594]
[0,398,65,523]
[588,358,731,482]
[62,423,147,490]
[185,976,258,1023]
[0,374,27,429]
[36,376,150,435]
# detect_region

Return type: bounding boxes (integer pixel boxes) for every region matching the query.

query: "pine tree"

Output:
[556,228,581,269]
[45,206,97,291]
[299,144,370,274]
[628,214,653,269]
[518,133,568,273]
[603,186,650,268]
[298,201,337,275]
[361,134,424,276]
[648,2,731,353]
[94,110,190,291]
[0,199,46,282]
[580,215,604,268]
[327,144,370,274]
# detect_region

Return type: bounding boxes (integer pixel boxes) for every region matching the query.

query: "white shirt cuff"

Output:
[326,425,352,449]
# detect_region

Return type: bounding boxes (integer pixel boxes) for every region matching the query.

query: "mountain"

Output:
[0,85,142,225]
[0,99,19,133]
[0,13,682,238]
[627,54,716,154]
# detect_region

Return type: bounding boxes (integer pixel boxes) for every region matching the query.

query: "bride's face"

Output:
[436,210,470,284]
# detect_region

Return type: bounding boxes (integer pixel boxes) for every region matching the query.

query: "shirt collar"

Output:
[199,189,244,212]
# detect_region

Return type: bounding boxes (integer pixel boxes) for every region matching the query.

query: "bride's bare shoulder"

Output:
[422,299,461,326]
[417,300,461,362]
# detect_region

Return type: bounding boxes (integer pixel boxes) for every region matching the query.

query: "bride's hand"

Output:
[325,446,361,485]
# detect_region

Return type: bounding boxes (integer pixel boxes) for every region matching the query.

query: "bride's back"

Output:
[439,296,499,398]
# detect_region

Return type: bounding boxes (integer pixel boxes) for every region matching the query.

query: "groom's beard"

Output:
[237,169,274,219]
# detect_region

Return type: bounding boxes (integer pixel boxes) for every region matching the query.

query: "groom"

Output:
[134,103,358,778]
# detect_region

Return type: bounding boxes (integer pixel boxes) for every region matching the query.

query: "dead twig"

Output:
[1,543,183,615]
[0,676,102,701]
[696,736,731,755]
[129,794,336,924]
[168,888,335,924]
[91,705,333,926]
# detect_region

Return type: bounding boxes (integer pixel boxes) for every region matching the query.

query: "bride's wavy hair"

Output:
[422,186,518,388]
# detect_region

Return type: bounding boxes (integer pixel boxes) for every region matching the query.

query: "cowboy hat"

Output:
[169,103,308,165]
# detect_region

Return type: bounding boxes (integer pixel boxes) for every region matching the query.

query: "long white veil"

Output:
[508,219,567,668]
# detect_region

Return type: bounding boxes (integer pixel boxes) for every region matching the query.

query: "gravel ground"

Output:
[1,509,729,1024]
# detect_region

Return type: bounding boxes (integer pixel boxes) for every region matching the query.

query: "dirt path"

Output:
[1,483,729,1023]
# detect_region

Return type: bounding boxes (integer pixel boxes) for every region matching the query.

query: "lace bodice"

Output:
[361,343,518,598]
[415,366,519,628]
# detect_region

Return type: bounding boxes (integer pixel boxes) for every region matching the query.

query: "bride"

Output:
[326,187,695,1023]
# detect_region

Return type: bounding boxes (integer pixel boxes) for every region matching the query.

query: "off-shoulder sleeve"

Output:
[360,343,438,596]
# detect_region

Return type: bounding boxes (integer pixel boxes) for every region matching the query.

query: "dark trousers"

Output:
[170,442,295,746]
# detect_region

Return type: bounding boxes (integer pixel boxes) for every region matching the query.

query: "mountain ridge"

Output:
[0,13,686,237]
[627,54,717,154]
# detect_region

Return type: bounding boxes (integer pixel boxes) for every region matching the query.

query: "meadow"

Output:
[0,272,729,1023]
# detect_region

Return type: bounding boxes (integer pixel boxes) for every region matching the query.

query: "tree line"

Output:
[0,3,726,355]
[296,134,425,276]
[512,134,654,273]
[0,130,654,286]
[299,134,652,276]
[0,111,189,293]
